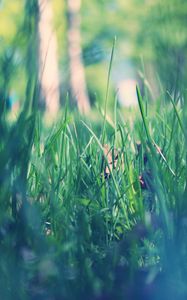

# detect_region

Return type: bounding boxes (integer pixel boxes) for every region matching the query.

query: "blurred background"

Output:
[0,0,187,117]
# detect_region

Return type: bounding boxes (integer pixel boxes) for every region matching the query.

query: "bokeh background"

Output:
[0,0,187,116]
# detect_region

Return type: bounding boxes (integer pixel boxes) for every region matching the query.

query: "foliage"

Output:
[0,1,187,298]
[0,82,187,298]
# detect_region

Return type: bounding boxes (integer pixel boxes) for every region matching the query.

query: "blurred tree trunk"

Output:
[38,0,60,116]
[67,0,90,114]
[24,0,40,114]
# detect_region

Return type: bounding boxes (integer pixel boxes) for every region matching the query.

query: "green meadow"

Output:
[0,1,187,299]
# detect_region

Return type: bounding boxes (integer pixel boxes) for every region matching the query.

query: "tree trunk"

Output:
[24,0,40,114]
[38,0,60,116]
[67,0,90,114]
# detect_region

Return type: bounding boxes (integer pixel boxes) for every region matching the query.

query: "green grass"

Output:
[0,85,187,300]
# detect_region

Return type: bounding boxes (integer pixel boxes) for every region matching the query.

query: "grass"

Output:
[0,83,187,300]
